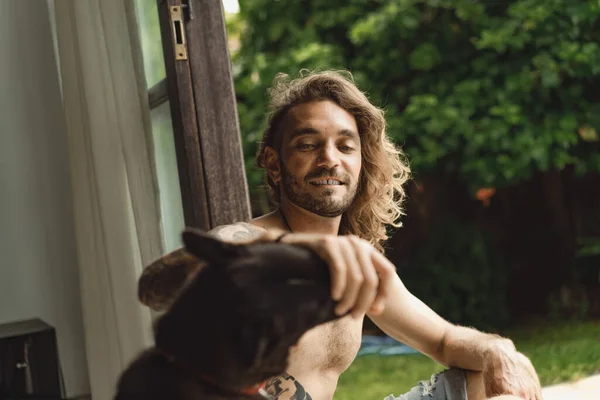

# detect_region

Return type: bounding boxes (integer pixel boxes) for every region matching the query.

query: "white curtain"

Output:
[53,0,164,398]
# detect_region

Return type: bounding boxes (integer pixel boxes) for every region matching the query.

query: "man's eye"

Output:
[297,143,316,150]
[339,146,356,152]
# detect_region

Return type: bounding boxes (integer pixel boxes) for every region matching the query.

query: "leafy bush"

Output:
[229,0,600,321]
[232,0,600,199]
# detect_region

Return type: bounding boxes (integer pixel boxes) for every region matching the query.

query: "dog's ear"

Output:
[182,228,249,265]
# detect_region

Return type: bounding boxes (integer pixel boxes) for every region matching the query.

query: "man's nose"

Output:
[316,144,340,168]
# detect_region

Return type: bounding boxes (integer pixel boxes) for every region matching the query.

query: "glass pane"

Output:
[150,101,185,252]
[134,0,166,88]
[134,0,239,89]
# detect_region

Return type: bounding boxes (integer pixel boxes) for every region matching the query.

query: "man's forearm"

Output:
[441,325,542,398]
[439,325,515,371]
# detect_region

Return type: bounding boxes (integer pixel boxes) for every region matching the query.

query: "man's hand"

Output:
[483,341,542,400]
[277,233,396,318]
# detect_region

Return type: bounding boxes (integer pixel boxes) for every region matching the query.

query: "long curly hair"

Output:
[256,70,411,252]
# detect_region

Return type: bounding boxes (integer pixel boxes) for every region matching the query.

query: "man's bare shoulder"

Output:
[207,221,267,243]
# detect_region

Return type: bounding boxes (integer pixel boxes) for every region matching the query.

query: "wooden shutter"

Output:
[156,0,251,230]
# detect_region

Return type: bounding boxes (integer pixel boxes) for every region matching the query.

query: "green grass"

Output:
[503,320,600,385]
[335,320,600,400]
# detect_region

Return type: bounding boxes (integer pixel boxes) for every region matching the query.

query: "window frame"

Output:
[147,0,251,230]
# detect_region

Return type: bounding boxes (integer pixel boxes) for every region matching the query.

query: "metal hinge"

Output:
[169,5,188,60]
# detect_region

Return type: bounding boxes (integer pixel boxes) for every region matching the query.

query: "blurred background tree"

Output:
[226,0,600,330]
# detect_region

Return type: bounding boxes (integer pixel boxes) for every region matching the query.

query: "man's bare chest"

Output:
[290,315,363,372]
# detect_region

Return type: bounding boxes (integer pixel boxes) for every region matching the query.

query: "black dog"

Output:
[114,229,341,399]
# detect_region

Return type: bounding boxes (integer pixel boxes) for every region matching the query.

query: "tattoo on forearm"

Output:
[265,373,312,400]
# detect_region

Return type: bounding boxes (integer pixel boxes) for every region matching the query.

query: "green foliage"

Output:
[395,218,509,330]
[576,237,600,286]
[233,0,600,196]
[577,237,600,259]
[574,208,600,283]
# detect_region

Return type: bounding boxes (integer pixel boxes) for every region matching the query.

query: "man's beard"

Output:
[280,163,358,218]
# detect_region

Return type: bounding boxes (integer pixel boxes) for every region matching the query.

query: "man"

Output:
[138,71,541,400]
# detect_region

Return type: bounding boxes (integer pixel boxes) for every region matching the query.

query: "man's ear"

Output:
[263,146,281,185]
[181,228,249,265]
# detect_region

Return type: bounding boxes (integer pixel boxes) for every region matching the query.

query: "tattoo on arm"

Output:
[265,373,312,400]
[208,222,265,243]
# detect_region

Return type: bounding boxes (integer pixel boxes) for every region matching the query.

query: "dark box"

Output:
[0,319,65,399]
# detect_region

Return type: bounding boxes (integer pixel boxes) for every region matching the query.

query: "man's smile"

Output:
[309,178,345,187]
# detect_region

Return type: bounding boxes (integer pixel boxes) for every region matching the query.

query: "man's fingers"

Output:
[516,353,541,400]
[533,385,542,400]
[368,297,385,315]
[307,235,395,318]
[369,250,395,312]
[350,237,379,318]
[335,239,363,316]
[517,387,528,400]
[371,250,396,279]
[320,237,346,302]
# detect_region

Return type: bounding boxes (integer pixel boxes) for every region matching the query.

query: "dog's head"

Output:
[118,229,339,398]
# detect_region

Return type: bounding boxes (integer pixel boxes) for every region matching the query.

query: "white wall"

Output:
[0,0,90,397]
